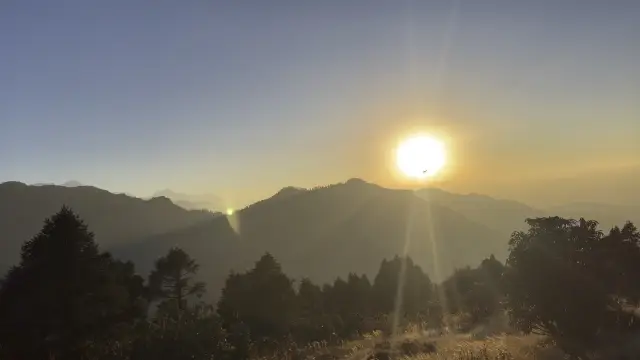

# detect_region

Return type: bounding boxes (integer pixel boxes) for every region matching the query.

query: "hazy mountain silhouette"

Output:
[152,189,224,211]
[250,186,307,207]
[5,178,635,302]
[416,188,545,237]
[61,180,83,187]
[511,165,640,206]
[0,181,215,267]
[32,180,84,187]
[270,186,307,199]
[113,178,505,300]
[415,188,639,236]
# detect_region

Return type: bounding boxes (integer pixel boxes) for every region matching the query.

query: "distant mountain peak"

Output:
[31,181,84,187]
[272,186,306,199]
[342,178,388,193]
[150,189,224,211]
[148,195,174,204]
[0,183,216,267]
[122,176,507,295]
[0,181,27,189]
[61,180,83,187]
[153,189,181,197]
[345,177,369,185]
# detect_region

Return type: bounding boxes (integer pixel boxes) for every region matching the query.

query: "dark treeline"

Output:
[0,207,639,360]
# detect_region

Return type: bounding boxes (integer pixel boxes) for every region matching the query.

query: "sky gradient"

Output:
[2,0,639,207]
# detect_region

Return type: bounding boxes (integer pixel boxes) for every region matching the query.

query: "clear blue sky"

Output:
[1,0,639,206]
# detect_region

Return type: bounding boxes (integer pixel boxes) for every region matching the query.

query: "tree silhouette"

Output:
[590,221,640,302]
[8,202,640,359]
[217,253,297,350]
[324,277,348,316]
[294,278,341,342]
[372,256,433,317]
[108,258,150,320]
[504,217,640,358]
[372,258,396,314]
[0,206,138,359]
[340,273,373,336]
[346,273,372,315]
[130,303,229,360]
[148,247,205,314]
[298,277,324,317]
[442,255,505,326]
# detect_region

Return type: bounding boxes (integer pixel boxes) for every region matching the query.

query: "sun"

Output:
[395,134,447,179]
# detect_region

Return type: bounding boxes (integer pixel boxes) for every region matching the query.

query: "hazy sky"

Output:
[2,0,639,207]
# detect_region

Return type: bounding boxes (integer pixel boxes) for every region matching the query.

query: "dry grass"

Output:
[250,333,569,360]
[254,312,640,359]
[400,334,567,360]
[250,316,573,360]
[327,333,569,360]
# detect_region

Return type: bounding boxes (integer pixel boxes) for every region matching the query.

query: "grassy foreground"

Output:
[258,332,568,360]
[393,334,565,360]
[340,333,567,360]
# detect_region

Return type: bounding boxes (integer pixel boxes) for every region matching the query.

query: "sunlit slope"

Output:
[115,178,504,298]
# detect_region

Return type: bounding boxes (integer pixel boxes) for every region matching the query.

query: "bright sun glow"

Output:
[395,135,447,179]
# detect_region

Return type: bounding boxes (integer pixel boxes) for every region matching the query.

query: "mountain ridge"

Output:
[0,181,215,266]
[151,189,225,211]
[3,178,638,301]
[112,178,506,300]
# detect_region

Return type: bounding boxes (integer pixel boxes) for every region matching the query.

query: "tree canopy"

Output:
[504,217,640,358]
[148,247,205,315]
[1,207,639,359]
[0,206,143,359]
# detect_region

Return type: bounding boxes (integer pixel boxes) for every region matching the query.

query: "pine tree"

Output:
[148,247,205,314]
[298,278,324,317]
[0,206,136,359]
[218,253,297,344]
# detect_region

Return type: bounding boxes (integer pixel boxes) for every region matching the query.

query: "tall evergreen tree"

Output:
[298,278,324,317]
[108,258,150,320]
[0,206,136,359]
[148,247,205,313]
[218,253,297,345]
[372,258,396,314]
[345,273,372,317]
[372,256,433,317]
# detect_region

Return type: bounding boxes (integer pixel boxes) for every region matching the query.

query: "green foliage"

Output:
[321,274,370,338]
[148,247,205,312]
[6,206,640,360]
[372,256,434,318]
[298,278,324,317]
[217,253,298,346]
[442,255,505,326]
[0,206,144,359]
[504,217,640,358]
[130,303,230,360]
[108,259,150,319]
[215,253,439,352]
[0,181,214,269]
